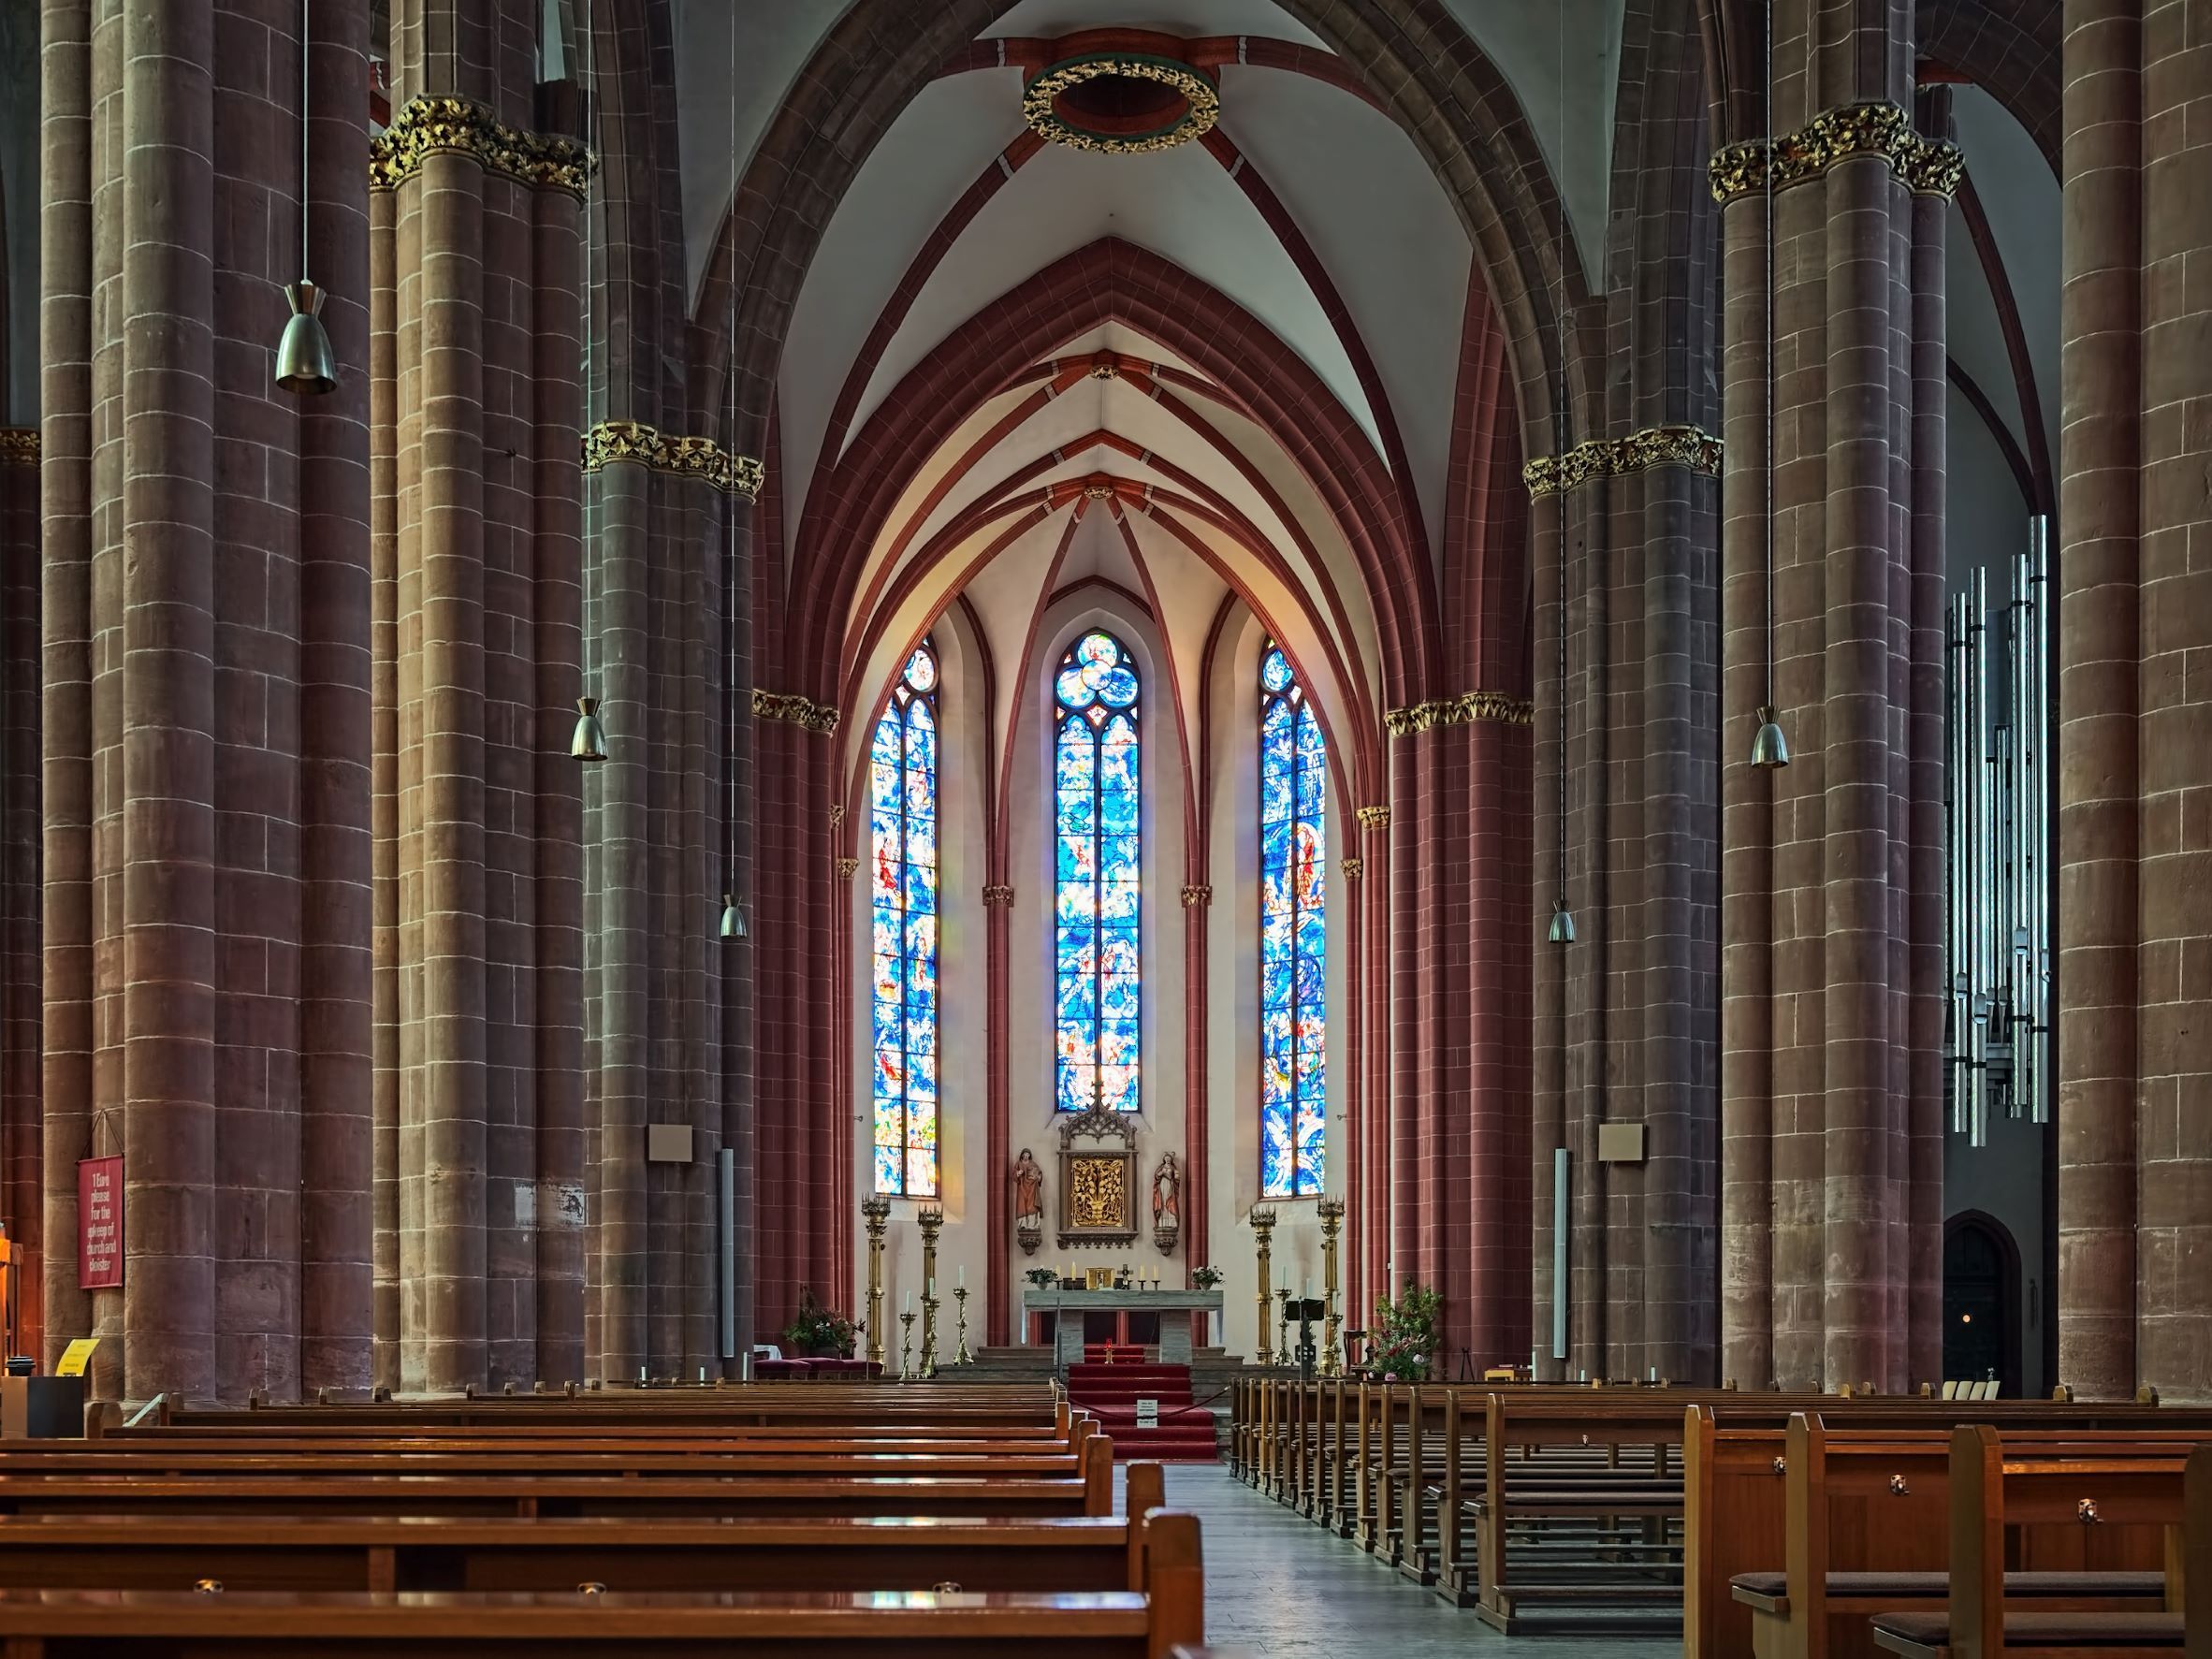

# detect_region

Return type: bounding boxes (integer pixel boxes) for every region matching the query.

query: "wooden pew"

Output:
[0,1465,1175,1596]
[1682,1401,2212,1657]
[1725,1416,2178,1659]
[0,1430,1118,1521]
[0,1506,1202,1658]
[1866,1432,2204,1659]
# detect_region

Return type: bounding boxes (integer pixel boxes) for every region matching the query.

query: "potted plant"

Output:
[1190,1265,1223,1289]
[1365,1283,1442,1383]
[1023,1266,1058,1289]
[781,1288,858,1360]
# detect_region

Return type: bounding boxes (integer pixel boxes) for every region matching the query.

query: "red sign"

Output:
[78,1157,122,1289]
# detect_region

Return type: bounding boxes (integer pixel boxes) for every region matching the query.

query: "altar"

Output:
[1022,1288,1225,1367]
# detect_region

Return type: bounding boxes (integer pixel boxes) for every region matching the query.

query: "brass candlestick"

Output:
[1249,1206,1278,1364]
[861,1195,891,1371]
[899,1309,917,1381]
[1317,1198,1346,1377]
[1277,1288,1292,1365]
[953,1285,972,1366]
[917,1206,944,1377]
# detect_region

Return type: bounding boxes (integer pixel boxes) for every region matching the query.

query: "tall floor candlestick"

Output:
[861,1195,891,1372]
[1249,1206,1278,1364]
[1317,1198,1346,1377]
[917,1206,944,1378]
[953,1285,972,1366]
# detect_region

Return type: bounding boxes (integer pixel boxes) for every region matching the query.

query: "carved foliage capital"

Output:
[982,884,1015,908]
[1523,424,1723,501]
[584,420,764,499]
[371,95,595,196]
[1384,690,1536,736]
[753,689,842,735]
[0,429,37,467]
[1708,101,1964,203]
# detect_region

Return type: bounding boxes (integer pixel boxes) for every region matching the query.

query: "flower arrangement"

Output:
[1365,1283,1442,1383]
[780,1288,858,1359]
[1024,1266,1058,1288]
[1190,1265,1223,1289]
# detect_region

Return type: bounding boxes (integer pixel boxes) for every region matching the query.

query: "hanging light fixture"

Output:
[1547,6,1575,948]
[275,0,337,394]
[571,695,608,762]
[1750,1,1789,770]
[575,0,609,764]
[715,6,746,944]
[720,892,748,940]
[1752,704,1791,767]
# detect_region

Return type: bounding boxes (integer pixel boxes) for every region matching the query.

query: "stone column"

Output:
[1180,881,1210,1274]
[2058,0,2212,1404]
[37,0,375,1404]
[0,429,40,1363]
[1356,803,1388,1326]
[38,0,95,1383]
[1710,12,1957,1392]
[371,65,589,1392]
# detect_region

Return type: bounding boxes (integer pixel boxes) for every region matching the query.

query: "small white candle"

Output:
[905,1290,912,1315]
[958,1264,966,1289]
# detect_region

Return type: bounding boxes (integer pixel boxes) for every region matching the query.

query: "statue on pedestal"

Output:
[1151,1150,1181,1255]
[1012,1147,1044,1255]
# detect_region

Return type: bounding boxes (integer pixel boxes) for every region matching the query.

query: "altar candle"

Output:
[958,1264,966,1288]
[905,1290,912,1315]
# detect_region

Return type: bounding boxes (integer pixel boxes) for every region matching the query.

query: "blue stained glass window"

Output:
[1259,642,1326,1197]
[1055,631,1141,1113]
[871,642,940,1196]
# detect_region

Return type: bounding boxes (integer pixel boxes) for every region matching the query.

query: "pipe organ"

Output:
[1945,517,2053,1146]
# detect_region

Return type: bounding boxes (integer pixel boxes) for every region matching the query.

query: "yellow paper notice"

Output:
[53,1338,98,1377]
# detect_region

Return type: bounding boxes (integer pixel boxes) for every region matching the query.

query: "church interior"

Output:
[0,0,2205,1652]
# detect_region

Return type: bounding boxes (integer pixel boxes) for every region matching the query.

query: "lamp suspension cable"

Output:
[1547,2,1574,947]
[1751,0,1790,769]
[719,3,745,942]
[275,0,337,395]
[571,0,607,762]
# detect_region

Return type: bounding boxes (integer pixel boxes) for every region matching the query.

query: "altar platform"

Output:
[1020,1287,1224,1366]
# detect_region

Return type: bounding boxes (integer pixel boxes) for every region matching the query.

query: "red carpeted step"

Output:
[1067,1360,1216,1463]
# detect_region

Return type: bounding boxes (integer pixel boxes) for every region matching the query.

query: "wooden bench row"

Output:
[1694,1414,2209,1659]
[1232,1375,2212,1644]
[0,1387,1207,1655]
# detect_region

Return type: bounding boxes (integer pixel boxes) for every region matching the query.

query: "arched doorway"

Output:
[1943,1212,2022,1398]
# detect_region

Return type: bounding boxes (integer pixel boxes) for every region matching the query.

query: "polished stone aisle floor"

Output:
[1140,1464,1679,1658]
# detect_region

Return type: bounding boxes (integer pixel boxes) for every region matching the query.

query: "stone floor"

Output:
[1141,1464,1680,1657]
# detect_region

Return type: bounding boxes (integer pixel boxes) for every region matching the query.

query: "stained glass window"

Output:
[1259,642,1327,1197]
[1055,631,1142,1113]
[871,641,940,1197]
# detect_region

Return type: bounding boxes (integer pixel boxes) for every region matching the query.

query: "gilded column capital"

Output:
[371,95,595,196]
[1707,102,1963,204]
[1180,883,1213,908]
[584,421,763,497]
[1523,424,1723,501]
[751,689,841,735]
[1355,804,1391,830]
[837,856,861,879]
[1340,857,1363,881]
[982,884,1015,907]
[1383,690,1536,736]
[828,803,848,827]
[0,429,37,467]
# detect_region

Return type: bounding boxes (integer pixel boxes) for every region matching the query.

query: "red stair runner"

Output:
[1067,1361,1217,1463]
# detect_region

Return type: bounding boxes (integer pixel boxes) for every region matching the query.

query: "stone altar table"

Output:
[1023,1288,1225,1367]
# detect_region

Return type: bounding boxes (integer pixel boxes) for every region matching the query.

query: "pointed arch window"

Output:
[870,641,940,1197]
[1259,642,1327,1197]
[1055,631,1142,1113]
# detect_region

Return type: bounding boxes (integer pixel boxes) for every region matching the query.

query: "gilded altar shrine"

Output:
[1056,1099,1138,1248]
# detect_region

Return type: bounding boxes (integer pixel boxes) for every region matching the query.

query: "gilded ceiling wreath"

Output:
[1022,52,1221,156]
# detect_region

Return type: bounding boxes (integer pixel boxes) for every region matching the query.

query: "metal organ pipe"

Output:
[1944,517,2053,1147]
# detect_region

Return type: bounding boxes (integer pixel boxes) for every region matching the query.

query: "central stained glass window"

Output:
[1259,642,1326,1197]
[1055,631,1142,1113]
[870,641,939,1196]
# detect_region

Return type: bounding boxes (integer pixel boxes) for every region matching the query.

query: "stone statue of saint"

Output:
[1012,1148,1044,1225]
[1151,1151,1180,1228]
